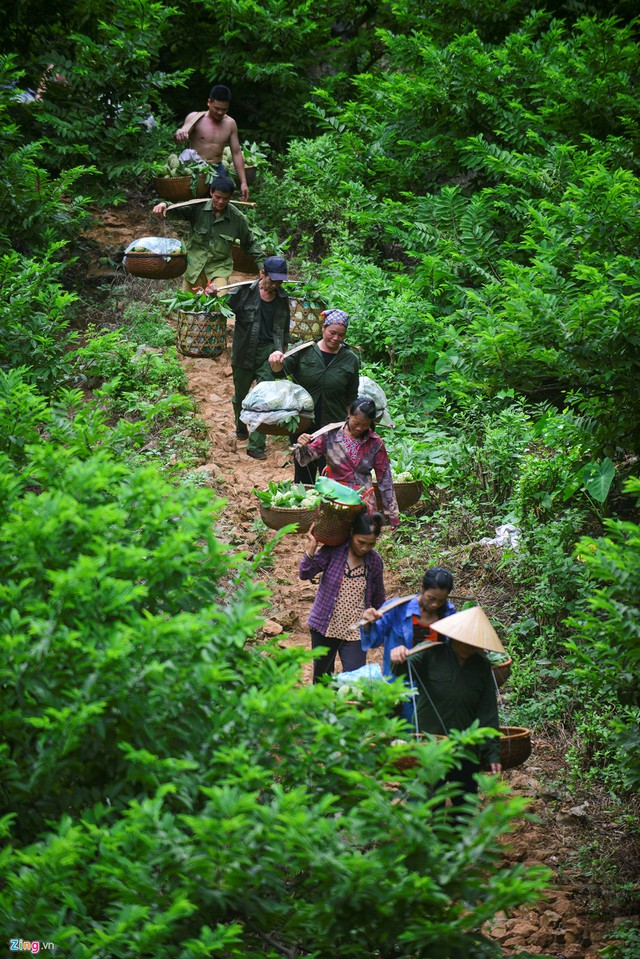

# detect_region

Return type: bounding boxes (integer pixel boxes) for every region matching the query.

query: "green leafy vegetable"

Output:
[253,481,321,510]
[160,289,235,320]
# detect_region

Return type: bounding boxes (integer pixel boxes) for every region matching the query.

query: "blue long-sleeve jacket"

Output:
[360,595,457,676]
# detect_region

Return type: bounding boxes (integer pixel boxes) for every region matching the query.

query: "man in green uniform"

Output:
[152,175,264,291]
[230,256,291,460]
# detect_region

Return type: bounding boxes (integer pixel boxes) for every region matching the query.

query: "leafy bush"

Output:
[11,2,188,191]
[500,510,589,631]
[74,327,187,404]
[0,432,240,840]
[565,477,640,789]
[122,298,177,349]
[0,247,78,393]
[0,56,95,254]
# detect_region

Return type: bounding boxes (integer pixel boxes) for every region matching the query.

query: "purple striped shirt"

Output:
[299,542,386,635]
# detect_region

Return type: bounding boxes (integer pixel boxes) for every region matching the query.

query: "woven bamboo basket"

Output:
[124,252,187,280]
[255,414,313,436]
[153,174,209,202]
[176,310,227,358]
[259,502,318,533]
[384,733,428,771]
[232,245,260,274]
[288,298,325,344]
[388,727,531,772]
[492,657,512,687]
[374,480,424,512]
[313,500,366,547]
[498,726,531,770]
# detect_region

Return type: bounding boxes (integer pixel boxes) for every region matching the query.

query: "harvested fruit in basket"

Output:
[253,481,322,510]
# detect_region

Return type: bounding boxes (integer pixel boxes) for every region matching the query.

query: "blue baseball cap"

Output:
[263,256,288,281]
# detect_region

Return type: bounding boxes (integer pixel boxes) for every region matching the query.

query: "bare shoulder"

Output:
[182,110,204,124]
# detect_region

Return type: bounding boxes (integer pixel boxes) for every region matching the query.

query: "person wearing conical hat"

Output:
[391,605,503,804]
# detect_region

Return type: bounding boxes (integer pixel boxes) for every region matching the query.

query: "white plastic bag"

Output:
[358,375,394,427]
[334,663,384,685]
[124,236,186,256]
[240,381,314,432]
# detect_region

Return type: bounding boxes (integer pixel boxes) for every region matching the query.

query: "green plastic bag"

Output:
[314,476,364,506]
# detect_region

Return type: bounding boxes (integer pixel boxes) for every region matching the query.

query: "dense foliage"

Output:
[0,373,550,955]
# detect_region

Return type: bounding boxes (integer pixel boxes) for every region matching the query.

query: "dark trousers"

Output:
[310,628,367,684]
[293,453,326,486]
[232,343,275,454]
[444,757,480,808]
[290,427,326,485]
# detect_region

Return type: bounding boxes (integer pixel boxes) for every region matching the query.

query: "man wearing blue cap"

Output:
[229,256,291,460]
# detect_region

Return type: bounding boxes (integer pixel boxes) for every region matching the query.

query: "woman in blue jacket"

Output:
[359,567,456,676]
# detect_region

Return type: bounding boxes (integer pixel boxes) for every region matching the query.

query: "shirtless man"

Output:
[175,84,249,201]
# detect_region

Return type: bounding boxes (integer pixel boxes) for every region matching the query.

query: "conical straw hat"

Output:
[430,606,506,653]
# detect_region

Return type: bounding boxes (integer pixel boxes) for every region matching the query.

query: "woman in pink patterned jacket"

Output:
[295,397,400,531]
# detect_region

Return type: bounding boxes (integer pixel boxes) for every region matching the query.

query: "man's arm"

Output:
[175,111,202,144]
[228,121,249,200]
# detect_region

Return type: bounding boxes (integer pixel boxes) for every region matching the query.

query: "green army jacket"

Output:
[392,641,501,766]
[167,200,264,283]
[229,281,291,370]
[281,342,360,427]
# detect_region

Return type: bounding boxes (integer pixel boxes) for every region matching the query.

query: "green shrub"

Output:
[565,478,640,789]
[122,299,178,349]
[499,510,589,631]
[74,327,187,405]
[0,247,78,393]
[28,4,187,189]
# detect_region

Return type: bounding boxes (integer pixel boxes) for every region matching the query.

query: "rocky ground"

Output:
[81,198,637,958]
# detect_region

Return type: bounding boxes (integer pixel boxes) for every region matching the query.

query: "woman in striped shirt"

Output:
[299,510,386,683]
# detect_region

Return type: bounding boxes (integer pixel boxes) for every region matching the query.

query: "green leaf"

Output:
[582,457,615,504]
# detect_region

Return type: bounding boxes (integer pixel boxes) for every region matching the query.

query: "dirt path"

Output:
[86,205,620,958]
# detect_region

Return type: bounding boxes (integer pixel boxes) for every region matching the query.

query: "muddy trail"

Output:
[84,201,630,958]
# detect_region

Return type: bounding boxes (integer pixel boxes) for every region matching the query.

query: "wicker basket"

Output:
[386,733,428,771]
[390,748,421,771]
[124,253,187,280]
[492,657,512,687]
[390,726,531,773]
[498,726,531,770]
[259,502,318,533]
[176,310,227,358]
[255,414,313,436]
[153,174,209,202]
[288,298,325,344]
[313,500,366,547]
[374,480,424,512]
[232,245,260,274]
